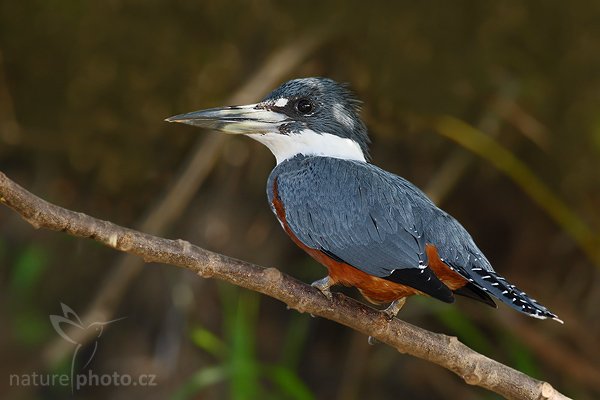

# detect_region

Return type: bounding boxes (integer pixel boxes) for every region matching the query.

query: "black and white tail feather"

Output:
[450,258,563,323]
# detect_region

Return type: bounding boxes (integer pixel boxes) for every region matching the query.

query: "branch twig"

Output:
[0,171,570,400]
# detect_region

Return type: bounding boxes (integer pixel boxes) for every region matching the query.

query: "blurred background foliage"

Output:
[1,1,599,399]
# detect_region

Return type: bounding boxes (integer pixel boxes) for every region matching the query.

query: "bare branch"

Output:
[41,29,330,367]
[0,171,571,400]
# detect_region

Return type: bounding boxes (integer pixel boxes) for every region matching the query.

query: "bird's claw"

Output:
[311,276,333,300]
[383,298,406,320]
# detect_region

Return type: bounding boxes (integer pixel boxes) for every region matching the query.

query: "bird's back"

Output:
[268,155,492,274]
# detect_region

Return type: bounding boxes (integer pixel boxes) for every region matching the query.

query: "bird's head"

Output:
[166,77,370,164]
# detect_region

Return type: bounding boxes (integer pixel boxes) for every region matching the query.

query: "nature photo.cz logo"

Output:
[9,303,157,392]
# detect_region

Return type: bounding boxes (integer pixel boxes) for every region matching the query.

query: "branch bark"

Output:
[40,28,329,368]
[0,172,571,400]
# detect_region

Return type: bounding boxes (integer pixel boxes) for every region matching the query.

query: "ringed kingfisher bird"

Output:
[166,77,561,322]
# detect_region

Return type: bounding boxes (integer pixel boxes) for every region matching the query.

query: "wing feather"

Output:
[269,156,456,301]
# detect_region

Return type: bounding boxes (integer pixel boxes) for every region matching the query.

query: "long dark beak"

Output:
[165,103,287,135]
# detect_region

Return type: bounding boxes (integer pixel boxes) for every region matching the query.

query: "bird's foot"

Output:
[383,298,406,320]
[311,276,333,300]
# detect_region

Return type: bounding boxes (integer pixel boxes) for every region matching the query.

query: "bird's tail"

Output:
[467,267,562,323]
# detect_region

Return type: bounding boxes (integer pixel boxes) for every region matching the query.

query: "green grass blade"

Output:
[262,365,315,400]
[501,334,540,378]
[170,365,229,400]
[435,116,600,268]
[11,244,48,293]
[191,326,229,360]
[220,287,261,400]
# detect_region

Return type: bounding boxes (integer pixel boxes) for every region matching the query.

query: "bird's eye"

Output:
[296,99,314,114]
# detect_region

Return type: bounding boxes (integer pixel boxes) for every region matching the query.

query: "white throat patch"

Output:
[249,129,366,164]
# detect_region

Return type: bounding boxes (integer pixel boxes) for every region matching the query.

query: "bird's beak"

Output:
[165,103,287,135]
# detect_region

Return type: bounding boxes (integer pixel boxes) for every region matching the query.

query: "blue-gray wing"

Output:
[268,156,455,302]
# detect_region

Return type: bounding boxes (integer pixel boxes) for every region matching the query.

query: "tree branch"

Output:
[40,28,329,368]
[0,172,570,400]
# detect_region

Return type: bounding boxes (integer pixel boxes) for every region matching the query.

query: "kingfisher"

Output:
[166,77,561,322]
